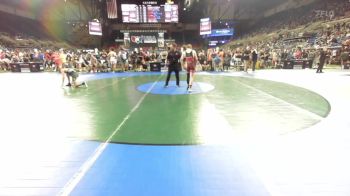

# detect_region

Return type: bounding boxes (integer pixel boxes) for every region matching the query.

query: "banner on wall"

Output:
[107,0,118,19]
[200,18,211,35]
[208,28,234,37]
[129,32,159,47]
[88,22,102,36]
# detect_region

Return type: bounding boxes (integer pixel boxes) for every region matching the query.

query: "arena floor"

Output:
[0,69,349,196]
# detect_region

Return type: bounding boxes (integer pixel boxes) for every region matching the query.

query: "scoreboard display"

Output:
[121,3,178,23]
[200,18,211,35]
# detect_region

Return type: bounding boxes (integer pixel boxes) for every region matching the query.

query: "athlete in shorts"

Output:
[182,44,198,92]
[61,64,87,88]
[108,48,117,72]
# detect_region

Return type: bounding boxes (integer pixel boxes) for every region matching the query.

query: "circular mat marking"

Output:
[137,81,215,95]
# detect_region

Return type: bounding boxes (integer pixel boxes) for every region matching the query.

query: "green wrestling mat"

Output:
[63,74,330,145]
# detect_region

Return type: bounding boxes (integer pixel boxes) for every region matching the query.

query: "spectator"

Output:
[340,48,349,69]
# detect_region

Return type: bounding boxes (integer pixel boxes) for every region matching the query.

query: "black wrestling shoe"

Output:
[66,83,72,87]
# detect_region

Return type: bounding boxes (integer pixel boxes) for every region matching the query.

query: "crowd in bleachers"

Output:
[1,0,350,73]
[0,46,171,73]
[242,0,350,38]
[222,0,350,70]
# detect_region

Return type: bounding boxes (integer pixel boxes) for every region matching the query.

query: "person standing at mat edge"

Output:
[182,44,198,92]
[165,43,182,87]
[316,47,327,73]
[251,49,258,72]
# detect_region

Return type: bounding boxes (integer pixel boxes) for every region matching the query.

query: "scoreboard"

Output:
[121,3,178,23]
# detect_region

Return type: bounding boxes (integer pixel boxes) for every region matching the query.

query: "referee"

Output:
[165,43,182,87]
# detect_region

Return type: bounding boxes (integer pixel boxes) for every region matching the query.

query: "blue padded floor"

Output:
[71,144,270,196]
[83,72,164,81]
